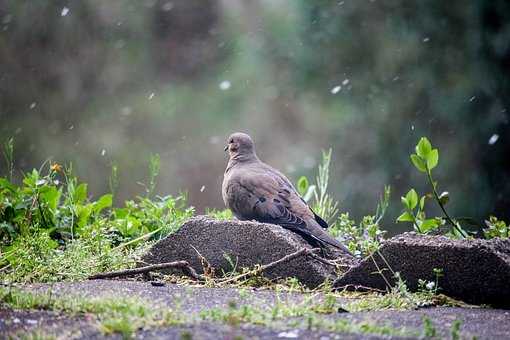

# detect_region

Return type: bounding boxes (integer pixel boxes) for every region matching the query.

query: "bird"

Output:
[222,132,351,255]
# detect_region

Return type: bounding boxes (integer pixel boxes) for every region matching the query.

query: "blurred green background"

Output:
[1,0,509,233]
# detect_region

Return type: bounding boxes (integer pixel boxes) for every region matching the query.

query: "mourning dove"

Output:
[222,132,351,254]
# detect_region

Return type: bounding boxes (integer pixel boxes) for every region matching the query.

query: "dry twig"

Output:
[88,261,205,281]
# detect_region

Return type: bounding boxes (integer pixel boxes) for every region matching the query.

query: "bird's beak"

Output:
[224,145,228,152]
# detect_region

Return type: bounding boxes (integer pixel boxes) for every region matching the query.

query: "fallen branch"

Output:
[219,247,318,285]
[334,283,387,294]
[88,261,205,281]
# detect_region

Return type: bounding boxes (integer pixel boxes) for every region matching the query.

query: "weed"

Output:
[0,286,184,338]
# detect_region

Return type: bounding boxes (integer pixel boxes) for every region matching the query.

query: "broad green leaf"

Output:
[420,218,440,232]
[410,154,427,172]
[401,196,410,209]
[76,204,93,228]
[427,149,439,170]
[74,183,88,203]
[397,211,414,222]
[40,186,61,211]
[297,176,309,196]
[94,194,113,214]
[416,137,432,158]
[405,189,418,209]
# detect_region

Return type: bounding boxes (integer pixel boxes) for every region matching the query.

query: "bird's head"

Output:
[225,132,256,160]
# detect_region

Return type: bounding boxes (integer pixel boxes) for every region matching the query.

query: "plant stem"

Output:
[425,168,467,237]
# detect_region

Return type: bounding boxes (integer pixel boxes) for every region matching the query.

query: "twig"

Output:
[334,284,387,294]
[219,248,318,285]
[88,261,205,281]
[190,245,215,278]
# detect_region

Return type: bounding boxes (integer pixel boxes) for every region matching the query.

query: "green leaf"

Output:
[419,196,426,210]
[427,149,439,170]
[420,218,440,232]
[397,211,414,222]
[74,183,88,203]
[416,137,432,158]
[401,196,409,209]
[410,154,427,172]
[0,178,16,192]
[405,189,418,209]
[297,176,309,196]
[94,194,113,214]
[76,204,93,229]
[40,186,61,211]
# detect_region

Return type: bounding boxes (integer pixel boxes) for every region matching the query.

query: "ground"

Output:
[1,280,509,339]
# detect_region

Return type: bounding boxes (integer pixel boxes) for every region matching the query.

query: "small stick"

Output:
[334,284,387,294]
[88,261,205,281]
[219,247,317,285]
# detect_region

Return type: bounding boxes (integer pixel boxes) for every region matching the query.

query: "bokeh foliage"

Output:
[0,1,508,231]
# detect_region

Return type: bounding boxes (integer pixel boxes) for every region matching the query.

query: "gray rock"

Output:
[141,216,354,288]
[334,232,510,307]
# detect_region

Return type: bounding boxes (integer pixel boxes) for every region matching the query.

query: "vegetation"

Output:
[0,286,183,338]
[397,137,508,240]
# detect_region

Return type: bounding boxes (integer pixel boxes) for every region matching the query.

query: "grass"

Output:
[0,286,183,339]
[199,297,414,338]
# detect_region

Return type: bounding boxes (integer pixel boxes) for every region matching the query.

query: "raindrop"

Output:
[101,149,106,156]
[148,92,155,100]
[342,79,350,86]
[219,80,231,90]
[331,86,341,94]
[29,102,37,109]
[61,7,69,17]
[488,134,499,145]
[469,96,476,102]
[411,125,415,131]
[423,37,430,42]
[69,125,74,130]
[200,185,205,193]
[162,2,174,11]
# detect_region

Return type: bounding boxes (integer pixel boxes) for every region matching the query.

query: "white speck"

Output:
[29,102,37,109]
[469,96,476,102]
[101,149,106,156]
[331,86,341,94]
[392,76,400,81]
[121,107,132,116]
[200,185,205,193]
[61,7,69,16]
[338,1,344,5]
[13,318,20,324]
[342,78,350,86]
[148,92,155,100]
[488,134,499,145]
[425,281,435,290]
[26,319,38,325]
[423,37,430,42]
[278,329,299,338]
[162,2,174,11]
[219,80,231,90]
[411,125,415,131]
[209,136,220,145]
[69,125,74,130]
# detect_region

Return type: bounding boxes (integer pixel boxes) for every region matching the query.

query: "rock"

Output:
[141,216,355,288]
[333,232,510,307]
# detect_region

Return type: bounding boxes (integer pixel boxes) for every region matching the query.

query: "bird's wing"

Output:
[232,171,344,248]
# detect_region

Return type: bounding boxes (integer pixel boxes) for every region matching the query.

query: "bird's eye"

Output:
[229,138,234,143]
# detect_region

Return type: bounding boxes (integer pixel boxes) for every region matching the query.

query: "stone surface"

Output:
[334,232,510,307]
[4,280,509,339]
[140,216,354,288]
